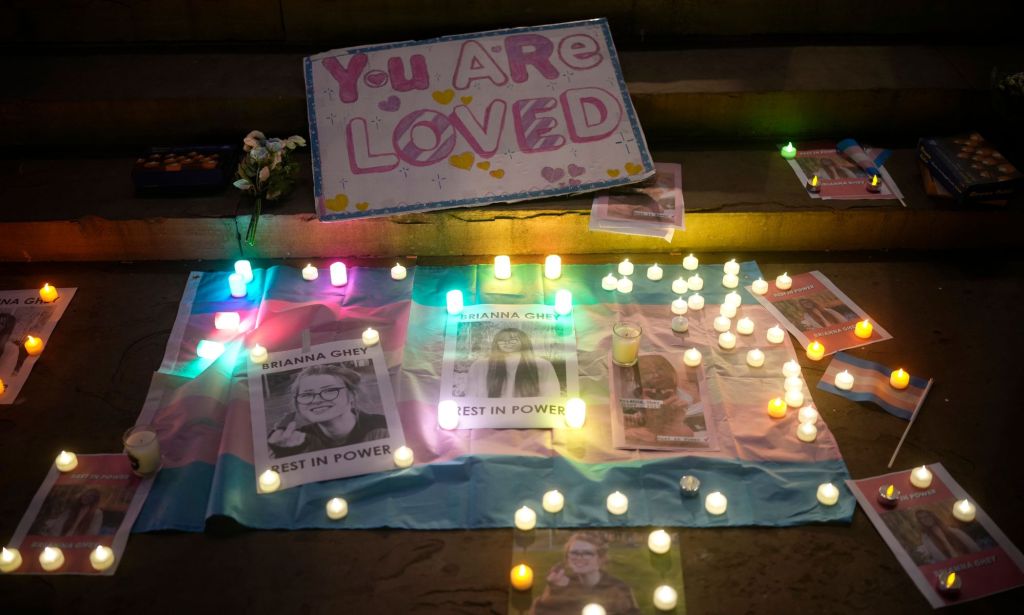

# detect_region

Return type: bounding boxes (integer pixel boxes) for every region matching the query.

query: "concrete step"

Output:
[2,146,1021,262]
[3,45,1014,148]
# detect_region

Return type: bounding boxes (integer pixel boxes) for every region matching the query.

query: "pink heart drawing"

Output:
[378,95,400,112]
[568,164,586,177]
[568,178,582,187]
[541,166,565,183]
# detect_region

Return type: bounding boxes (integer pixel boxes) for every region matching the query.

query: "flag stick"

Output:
[888,378,935,468]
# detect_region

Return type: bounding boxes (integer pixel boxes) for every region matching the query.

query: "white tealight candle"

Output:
[671,297,687,315]
[834,370,855,390]
[785,389,805,408]
[514,505,537,531]
[542,490,565,514]
[683,348,702,367]
[446,290,464,315]
[718,331,736,350]
[798,405,819,424]
[910,466,933,489]
[816,483,839,506]
[602,273,618,291]
[719,303,737,318]
[682,254,699,271]
[391,263,407,280]
[616,277,633,294]
[249,343,268,364]
[617,258,634,276]
[214,311,241,331]
[687,274,704,291]
[329,261,348,287]
[687,293,705,310]
[724,259,740,275]
[722,273,739,289]
[766,325,786,344]
[89,545,115,572]
[326,497,348,520]
[783,360,802,378]
[554,289,573,315]
[705,491,727,515]
[258,469,281,493]
[544,255,561,280]
[437,399,460,430]
[952,499,976,522]
[362,327,380,346]
[494,255,512,280]
[784,376,804,392]
[234,259,254,283]
[736,317,755,335]
[713,315,732,333]
[393,446,415,468]
[582,605,607,615]
[55,450,78,472]
[746,348,765,367]
[606,491,629,515]
[301,264,318,281]
[196,339,225,360]
[39,547,65,572]
[564,398,586,429]
[724,291,742,308]
[646,263,663,281]
[797,422,818,442]
[775,272,792,290]
[647,529,672,554]
[671,316,689,333]
[0,547,23,573]
[228,273,247,298]
[751,278,769,295]
[671,277,688,294]
[653,585,678,611]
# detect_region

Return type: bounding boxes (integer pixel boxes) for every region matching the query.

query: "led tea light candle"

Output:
[611,322,642,367]
[784,376,803,392]
[249,344,268,364]
[554,289,573,316]
[514,505,537,531]
[938,571,962,599]
[565,398,586,429]
[301,264,318,281]
[682,254,699,271]
[719,303,737,319]
[797,422,818,442]
[866,174,882,193]
[806,341,825,361]
[510,564,534,591]
[722,273,739,289]
[258,469,281,493]
[671,316,689,333]
[807,174,821,194]
[952,499,976,522]
[55,450,78,472]
[683,348,702,367]
[679,475,701,496]
[234,259,254,283]
[816,483,839,506]
[705,491,727,515]
[910,466,933,489]
[646,263,663,281]
[615,277,633,294]
[606,491,629,515]
[736,317,755,335]
[766,325,785,344]
[687,293,705,311]
[775,272,792,290]
[785,389,804,408]
[798,405,819,424]
[834,370,855,390]
[39,547,65,572]
[746,348,765,367]
[0,547,23,573]
[39,283,59,303]
[687,274,704,291]
[671,277,688,294]
[214,311,241,331]
[653,586,678,611]
[582,605,606,615]
[890,368,910,390]
[783,360,802,378]
[877,484,900,508]
[671,297,687,315]
[24,335,44,356]
[544,255,562,280]
[854,319,873,339]
[718,331,736,350]
[751,278,769,295]
[713,315,732,333]
[724,259,740,276]
[326,497,348,520]
[602,273,618,291]
[228,272,247,298]
[542,489,564,514]
[391,263,407,281]
[89,545,115,572]
[446,290,464,315]
[393,446,415,468]
[617,258,634,276]
[780,142,797,159]
[361,327,380,346]
[494,255,512,279]
[437,400,460,430]
[768,398,787,418]
[724,291,742,308]
[196,339,225,360]
[0,378,6,397]
[329,262,348,287]
[647,529,671,555]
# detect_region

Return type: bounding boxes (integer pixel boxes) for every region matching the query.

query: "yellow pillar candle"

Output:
[24,335,44,356]
[806,340,825,361]
[510,564,534,591]
[890,368,910,389]
[854,319,873,339]
[39,283,59,303]
[768,397,787,418]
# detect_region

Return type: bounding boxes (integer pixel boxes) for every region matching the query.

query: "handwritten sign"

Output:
[303,18,653,221]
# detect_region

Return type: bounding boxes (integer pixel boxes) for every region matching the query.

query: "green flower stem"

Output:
[245,196,262,247]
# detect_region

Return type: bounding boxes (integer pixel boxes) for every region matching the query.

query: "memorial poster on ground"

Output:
[590,161,685,242]
[0,287,76,404]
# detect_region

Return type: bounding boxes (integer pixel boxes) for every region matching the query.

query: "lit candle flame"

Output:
[871,175,879,187]
[886,484,894,498]
[811,175,819,187]
[945,572,956,588]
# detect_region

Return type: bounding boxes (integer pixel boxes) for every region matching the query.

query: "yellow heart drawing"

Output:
[476,161,491,170]
[356,202,370,211]
[460,96,473,105]
[449,151,475,170]
[432,89,455,104]
[489,169,505,179]
[624,162,644,175]
[325,194,349,211]
[606,169,621,178]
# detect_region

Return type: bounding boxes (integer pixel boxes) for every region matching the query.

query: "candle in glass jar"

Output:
[751,278,769,295]
[542,489,565,514]
[746,348,765,367]
[854,319,873,339]
[806,341,825,361]
[687,293,705,310]
[783,360,801,378]
[766,325,785,344]
[24,335,44,356]
[228,273,247,298]
[683,348,702,367]
[816,483,839,506]
[446,290,464,315]
[494,255,512,279]
[719,303,737,319]
[39,283,59,303]
[510,564,534,591]
[554,290,572,315]
[326,497,348,520]
[0,547,23,573]
[301,264,318,280]
[55,450,78,472]
[671,297,687,315]
[952,499,976,522]
[617,258,633,276]
[796,422,818,442]
[606,491,628,515]
[718,331,736,350]
[329,262,348,287]
[437,399,460,430]
[393,446,415,468]
[89,545,115,572]
[514,505,537,531]
[611,322,642,367]
[705,491,727,515]
[258,469,281,493]
[544,255,561,280]
[713,316,731,333]
[798,405,819,424]
[39,547,65,572]
[768,398,787,418]
[722,273,739,289]
[646,263,663,281]
[671,277,688,294]
[234,260,254,283]
[736,317,755,335]
[214,311,241,331]
[890,368,910,390]
[653,585,678,611]
[910,466,933,489]
[602,273,618,291]
[785,389,804,408]
[362,328,380,346]
[682,254,699,271]
[249,344,268,364]
[775,272,792,290]
[724,259,740,275]
[687,274,704,291]
[391,263,407,280]
[647,529,671,554]
[565,398,586,429]
[834,370,855,390]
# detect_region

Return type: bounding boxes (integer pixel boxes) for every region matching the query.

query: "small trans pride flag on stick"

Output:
[818,352,932,420]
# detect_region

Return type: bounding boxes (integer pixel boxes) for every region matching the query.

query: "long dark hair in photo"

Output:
[487,327,540,397]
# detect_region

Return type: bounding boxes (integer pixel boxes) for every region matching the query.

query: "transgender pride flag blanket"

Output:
[133,261,853,531]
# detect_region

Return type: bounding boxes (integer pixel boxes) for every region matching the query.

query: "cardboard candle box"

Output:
[917,133,1021,204]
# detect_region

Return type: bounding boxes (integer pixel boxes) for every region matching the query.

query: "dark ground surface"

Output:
[0,252,1022,614]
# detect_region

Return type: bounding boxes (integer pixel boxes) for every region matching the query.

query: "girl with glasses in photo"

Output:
[531,531,640,615]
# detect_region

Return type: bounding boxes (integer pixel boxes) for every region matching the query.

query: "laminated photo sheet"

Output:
[0,287,77,404]
[589,161,685,242]
[787,146,902,200]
